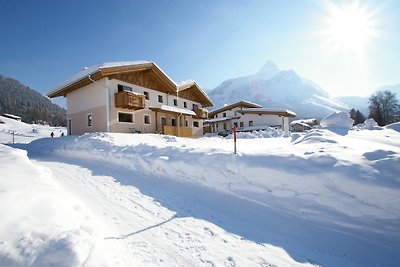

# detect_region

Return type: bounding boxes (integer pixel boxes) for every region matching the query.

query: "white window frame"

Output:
[144,114,151,125]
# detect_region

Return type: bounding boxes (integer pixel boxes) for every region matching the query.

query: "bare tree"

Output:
[368,90,399,126]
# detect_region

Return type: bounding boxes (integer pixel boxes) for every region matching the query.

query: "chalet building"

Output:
[47,61,212,137]
[290,119,319,132]
[1,114,22,121]
[206,101,296,134]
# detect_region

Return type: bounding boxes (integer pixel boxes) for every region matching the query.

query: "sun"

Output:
[322,1,378,53]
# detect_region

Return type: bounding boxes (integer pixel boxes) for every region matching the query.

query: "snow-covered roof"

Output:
[205,116,240,123]
[209,101,262,117]
[149,105,196,116]
[48,61,153,97]
[1,114,22,120]
[177,80,213,108]
[47,61,213,107]
[290,122,311,128]
[238,108,296,117]
[290,119,318,126]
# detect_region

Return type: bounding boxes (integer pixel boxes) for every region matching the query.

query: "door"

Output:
[67,119,72,135]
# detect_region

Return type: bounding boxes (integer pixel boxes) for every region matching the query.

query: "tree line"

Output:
[0,74,66,126]
[349,89,399,126]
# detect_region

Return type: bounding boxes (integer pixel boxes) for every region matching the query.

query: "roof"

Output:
[177,80,213,108]
[290,119,318,126]
[238,108,296,117]
[47,61,212,107]
[208,101,262,117]
[205,116,240,123]
[149,105,196,116]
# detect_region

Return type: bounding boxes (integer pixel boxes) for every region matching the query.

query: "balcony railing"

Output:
[193,108,208,119]
[114,91,145,110]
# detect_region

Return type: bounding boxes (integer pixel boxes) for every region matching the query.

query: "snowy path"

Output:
[30,160,313,267]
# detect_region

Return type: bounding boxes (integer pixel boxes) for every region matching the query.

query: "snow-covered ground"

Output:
[1,115,400,267]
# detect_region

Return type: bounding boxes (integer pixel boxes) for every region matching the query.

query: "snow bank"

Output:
[385,122,400,132]
[0,145,99,267]
[320,111,354,129]
[353,118,382,130]
[225,127,289,139]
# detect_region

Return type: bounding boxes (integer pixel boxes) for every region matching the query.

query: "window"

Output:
[193,121,199,127]
[118,84,132,92]
[144,91,149,100]
[223,112,226,117]
[183,102,187,108]
[118,112,133,123]
[215,114,218,118]
[158,95,163,103]
[239,121,244,128]
[174,99,178,106]
[171,118,176,126]
[223,123,227,130]
[192,104,199,110]
[249,121,254,127]
[233,122,238,127]
[185,120,188,127]
[144,115,150,125]
[87,114,92,127]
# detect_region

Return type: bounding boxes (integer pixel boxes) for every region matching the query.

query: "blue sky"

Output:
[1,0,399,102]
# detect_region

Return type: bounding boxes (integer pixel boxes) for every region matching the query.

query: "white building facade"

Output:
[207,101,295,134]
[48,61,212,137]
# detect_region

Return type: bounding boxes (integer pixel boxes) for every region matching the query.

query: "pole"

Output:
[12,130,15,144]
[233,127,237,154]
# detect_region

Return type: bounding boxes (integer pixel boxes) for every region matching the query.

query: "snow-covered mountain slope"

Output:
[0,115,66,143]
[1,119,400,267]
[208,61,349,118]
[335,96,369,115]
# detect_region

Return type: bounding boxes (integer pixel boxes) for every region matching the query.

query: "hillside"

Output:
[208,61,349,118]
[0,74,66,126]
[1,117,400,266]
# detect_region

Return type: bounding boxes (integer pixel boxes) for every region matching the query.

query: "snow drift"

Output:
[1,117,400,267]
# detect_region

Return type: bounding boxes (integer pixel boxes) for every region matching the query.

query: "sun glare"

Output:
[323,1,378,54]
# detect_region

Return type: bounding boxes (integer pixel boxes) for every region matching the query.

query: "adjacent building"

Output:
[206,101,296,134]
[47,61,212,137]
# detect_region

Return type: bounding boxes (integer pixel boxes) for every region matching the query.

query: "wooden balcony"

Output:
[162,126,193,137]
[114,91,145,110]
[193,108,208,119]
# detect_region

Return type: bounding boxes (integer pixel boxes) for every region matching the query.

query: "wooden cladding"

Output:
[114,91,145,110]
[162,126,192,137]
[193,108,208,119]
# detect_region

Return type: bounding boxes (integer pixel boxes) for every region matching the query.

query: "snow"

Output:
[1,117,400,266]
[150,105,196,116]
[320,111,354,129]
[239,108,296,116]
[385,122,400,132]
[0,115,66,144]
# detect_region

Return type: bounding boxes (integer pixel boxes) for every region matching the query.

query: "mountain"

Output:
[208,61,349,119]
[335,96,369,116]
[0,74,66,126]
